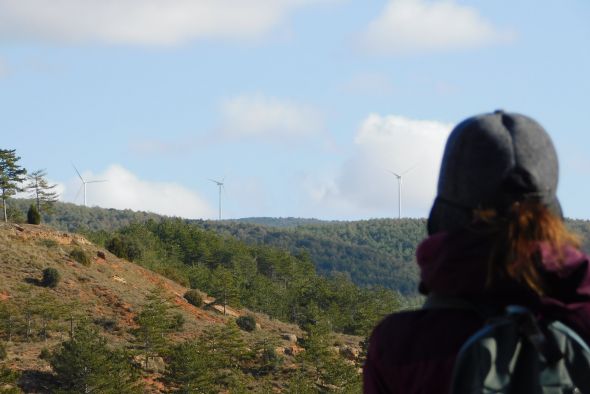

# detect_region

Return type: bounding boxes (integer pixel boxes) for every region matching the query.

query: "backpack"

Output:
[424,295,590,394]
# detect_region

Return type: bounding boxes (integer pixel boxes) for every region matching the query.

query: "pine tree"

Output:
[132,287,180,369]
[27,204,40,225]
[297,318,361,393]
[165,340,216,394]
[25,169,59,216]
[50,323,140,394]
[0,149,27,223]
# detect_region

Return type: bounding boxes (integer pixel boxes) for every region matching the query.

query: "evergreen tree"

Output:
[25,169,59,216]
[165,340,216,394]
[297,318,361,392]
[132,287,179,368]
[27,204,40,225]
[50,323,140,394]
[0,149,27,223]
[209,266,240,315]
[200,322,249,390]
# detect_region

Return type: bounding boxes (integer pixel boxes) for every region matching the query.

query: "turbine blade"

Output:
[72,163,84,182]
[388,170,401,178]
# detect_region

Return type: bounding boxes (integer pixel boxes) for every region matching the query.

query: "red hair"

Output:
[474,201,579,295]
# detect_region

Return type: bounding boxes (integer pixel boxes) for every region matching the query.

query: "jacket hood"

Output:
[416,228,590,311]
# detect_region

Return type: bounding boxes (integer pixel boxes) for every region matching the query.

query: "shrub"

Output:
[69,248,90,266]
[42,267,60,288]
[39,347,51,360]
[236,315,256,332]
[169,313,185,331]
[183,290,203,308]
[106,235,142,262]
[0,342,6,360]
[27,204,41,225]
[94,317,118,332]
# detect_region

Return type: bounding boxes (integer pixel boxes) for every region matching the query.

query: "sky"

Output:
[1,0,589,220]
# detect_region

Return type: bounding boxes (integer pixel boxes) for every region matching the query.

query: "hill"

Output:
[196,219,425,295]
[0,223,367,393]
[8,199,590,296]
[8,200,423,294]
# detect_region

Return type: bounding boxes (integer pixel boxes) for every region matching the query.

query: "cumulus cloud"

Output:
[62,164,214,219]
[220,94,323,140]
[310,114,453,218]
[360,0,514,55]
[0,0,335,46]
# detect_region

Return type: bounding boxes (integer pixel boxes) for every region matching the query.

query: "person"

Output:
[363,110,590,393]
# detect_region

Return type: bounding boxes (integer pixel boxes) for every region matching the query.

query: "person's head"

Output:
[428,110,578,294]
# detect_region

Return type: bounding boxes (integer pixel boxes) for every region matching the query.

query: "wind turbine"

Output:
[72,164,107,207]
[209,178,224,220]
[388,164,419,219]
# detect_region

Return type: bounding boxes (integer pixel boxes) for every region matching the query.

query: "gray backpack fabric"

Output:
[447,304,590,393]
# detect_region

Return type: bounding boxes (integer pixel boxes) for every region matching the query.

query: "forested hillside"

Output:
[8,199,161,232]
[86,218,401,337]
[8,199,590,296]
[197,219,426,295]
[0,223,368,392]
[9,200,424,294]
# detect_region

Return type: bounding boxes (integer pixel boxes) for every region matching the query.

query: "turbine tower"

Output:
[388,164,418,219]
[209,178,224,220]
[72,164,106,207]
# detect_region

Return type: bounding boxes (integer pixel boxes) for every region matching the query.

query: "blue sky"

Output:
[1,0,589,220]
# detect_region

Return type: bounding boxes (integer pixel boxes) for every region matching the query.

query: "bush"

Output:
[236,315,256,332]
[69,248,90,266]
[169,313,185,331]
[106,235,142,262]
[42,267,60,288]
[39,347,51,360]
[94,317,118,332]
[183,290,203,308]
[0,342,6,360]
[27,204,41,225]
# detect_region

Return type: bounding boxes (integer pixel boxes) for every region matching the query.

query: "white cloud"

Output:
[220,94,323,140]
[0,0,335,46]
[62,164,214,219]
[309,114,452,218]
[360,0,514,55]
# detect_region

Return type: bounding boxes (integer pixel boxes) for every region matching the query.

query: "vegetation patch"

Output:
[69,248,90,266]
[236,315,256,332]
[183,290,203,308]
[27,204,41,225]
[42,267,60,288]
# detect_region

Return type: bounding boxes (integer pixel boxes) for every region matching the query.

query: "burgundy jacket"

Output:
[363,229,590,394]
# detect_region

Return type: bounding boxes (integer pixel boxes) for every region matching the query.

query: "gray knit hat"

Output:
[427,110,562,235]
